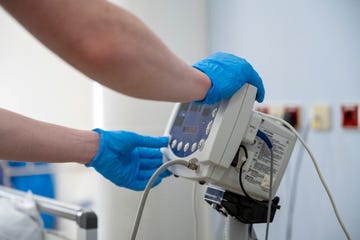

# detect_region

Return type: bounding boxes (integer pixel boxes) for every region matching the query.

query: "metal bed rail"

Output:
[0,186,97,240]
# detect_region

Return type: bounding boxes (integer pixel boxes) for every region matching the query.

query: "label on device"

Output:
[245,132,290,192]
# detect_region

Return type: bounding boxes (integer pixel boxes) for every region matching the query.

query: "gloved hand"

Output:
[87,128,171,191]
[193,52,265,104]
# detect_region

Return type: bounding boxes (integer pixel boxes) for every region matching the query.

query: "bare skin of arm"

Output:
[0,108,98,164]
[0,0,211,164]
[0,0,211,102]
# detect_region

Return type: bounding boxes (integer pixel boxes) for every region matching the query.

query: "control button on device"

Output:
[191,143,198,152]
[198,139,205,151]
[171,139,177,149]
[212,108,218,118]
[184,143,190,152]
[206,120,213,135]
[177,141,183,151]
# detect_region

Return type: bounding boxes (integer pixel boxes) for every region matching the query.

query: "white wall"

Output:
[207,0,360,239]
[0,10,93,128]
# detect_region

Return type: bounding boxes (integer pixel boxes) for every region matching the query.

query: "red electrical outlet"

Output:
[283,106,301,129]
[341,104,359,128]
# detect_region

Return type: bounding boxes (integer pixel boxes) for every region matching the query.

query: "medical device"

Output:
[132,84,350,240]
[163,84,296,202]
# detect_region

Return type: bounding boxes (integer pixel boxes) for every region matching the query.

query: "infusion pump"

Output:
[163,84,297,201]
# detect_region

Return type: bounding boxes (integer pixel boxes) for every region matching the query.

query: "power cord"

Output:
[258,112,352,240]
[286,122,311,240]
[238,145,259,202]
[248,224,258,240]
[130,159,197,240]
[192,182,200,240]
[238,130,274,240]
[255,130,274,240]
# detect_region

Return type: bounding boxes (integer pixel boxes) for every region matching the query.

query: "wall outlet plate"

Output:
[311,104,332,130]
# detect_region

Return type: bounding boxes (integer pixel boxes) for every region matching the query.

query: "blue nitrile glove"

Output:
[87,128,171,191]
[193,52,265,104]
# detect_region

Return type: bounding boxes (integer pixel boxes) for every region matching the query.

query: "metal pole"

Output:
[0,186,97,239]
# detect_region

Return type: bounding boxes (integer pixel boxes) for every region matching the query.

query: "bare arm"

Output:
[0,108,98,164]
[0,0,210,165]
[0,0,211,102]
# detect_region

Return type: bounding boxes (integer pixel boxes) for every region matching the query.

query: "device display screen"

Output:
[174,116,185,126]
[190,104,201,112]
[179,103,190,112]
[202,108,211,117]
[183,125,198,134]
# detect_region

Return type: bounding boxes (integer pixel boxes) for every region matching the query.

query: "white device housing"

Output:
[163,84,297,200]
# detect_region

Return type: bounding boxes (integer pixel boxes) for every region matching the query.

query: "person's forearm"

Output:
[0,108,98,164]
[0,0,211,102]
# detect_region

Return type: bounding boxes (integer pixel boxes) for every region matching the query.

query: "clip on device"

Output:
[163,84,297,224]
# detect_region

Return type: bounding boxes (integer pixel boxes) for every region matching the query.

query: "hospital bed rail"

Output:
[0,186,97,240]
